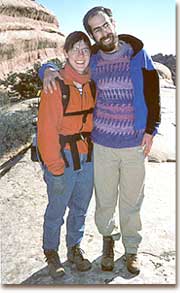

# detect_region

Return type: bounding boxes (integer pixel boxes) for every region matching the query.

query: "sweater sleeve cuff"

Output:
[145,127,158,136]
[38,62,60,81]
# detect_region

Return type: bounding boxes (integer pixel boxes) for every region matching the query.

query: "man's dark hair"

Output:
[64,31,91,52]
[83,6,113,35]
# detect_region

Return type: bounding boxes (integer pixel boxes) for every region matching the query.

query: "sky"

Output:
[36,0,176,56]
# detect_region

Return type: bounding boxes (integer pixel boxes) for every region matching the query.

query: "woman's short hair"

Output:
[64,31,91,52]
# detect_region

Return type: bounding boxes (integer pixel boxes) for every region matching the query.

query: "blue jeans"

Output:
[43,150,94,251]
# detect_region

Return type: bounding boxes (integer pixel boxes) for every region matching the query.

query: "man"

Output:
[39,6,160,274]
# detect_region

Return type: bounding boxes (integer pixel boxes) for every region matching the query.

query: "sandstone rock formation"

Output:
[154,62,175,88]
[0,0,65,79]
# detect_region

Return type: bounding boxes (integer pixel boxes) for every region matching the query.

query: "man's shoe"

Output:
[101,236,114,271]
[126,254,140,274]
[44,250,65,279]
[67,244,92,271]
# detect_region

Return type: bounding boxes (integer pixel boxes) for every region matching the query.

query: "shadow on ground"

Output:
[21,255,137,285]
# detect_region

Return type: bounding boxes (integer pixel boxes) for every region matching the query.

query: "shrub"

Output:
[0,58,64,102]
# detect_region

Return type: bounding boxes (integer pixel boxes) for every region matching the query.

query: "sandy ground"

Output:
[0,87,177,288]
[0,149,176,286]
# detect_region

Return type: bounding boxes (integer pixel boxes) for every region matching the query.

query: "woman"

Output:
[37,31,95,279]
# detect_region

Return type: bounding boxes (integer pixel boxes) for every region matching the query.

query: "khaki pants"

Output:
[94,143,145,254]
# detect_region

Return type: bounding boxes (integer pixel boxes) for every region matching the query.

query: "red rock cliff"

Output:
[0,0,65,79]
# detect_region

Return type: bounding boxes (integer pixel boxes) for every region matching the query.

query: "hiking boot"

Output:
[126,254,140,274]
[101,236,114,271]
[44,250,65,279]
[67,244,92,271]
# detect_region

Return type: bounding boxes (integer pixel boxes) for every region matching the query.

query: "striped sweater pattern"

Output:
[90,43,144,148]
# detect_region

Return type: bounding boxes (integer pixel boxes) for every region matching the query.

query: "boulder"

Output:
[0,0,65,79]
[154,62,175,88]
[148,88,176,163]
[148,133,175,163]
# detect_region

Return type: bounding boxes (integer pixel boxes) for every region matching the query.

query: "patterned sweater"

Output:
[90,42,144,148]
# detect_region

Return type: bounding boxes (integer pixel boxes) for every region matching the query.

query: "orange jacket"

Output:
[37,70,95,175]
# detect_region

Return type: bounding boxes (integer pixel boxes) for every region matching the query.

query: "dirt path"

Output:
[0,149,176,285]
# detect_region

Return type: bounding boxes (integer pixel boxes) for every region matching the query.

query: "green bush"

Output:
[0,58,64,101]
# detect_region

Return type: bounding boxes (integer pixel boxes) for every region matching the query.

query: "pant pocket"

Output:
[136,146,145,160]
[51,175,66,196]
[44,168,66,196]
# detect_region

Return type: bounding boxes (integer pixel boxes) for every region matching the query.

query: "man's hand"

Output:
[141,133,153,157]
[43,68,62,94]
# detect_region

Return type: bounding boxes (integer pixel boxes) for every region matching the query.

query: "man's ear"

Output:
[111,18,116,29]
[63,49,68,59]
[89,33,98,44]
[89,32,94,40]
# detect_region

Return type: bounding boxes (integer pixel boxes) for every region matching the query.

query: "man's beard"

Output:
[97,33,118,52]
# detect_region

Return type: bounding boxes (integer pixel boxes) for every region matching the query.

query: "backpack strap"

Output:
[56,77,70,114]
[59,132,92,170]
[56,77,96,116]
